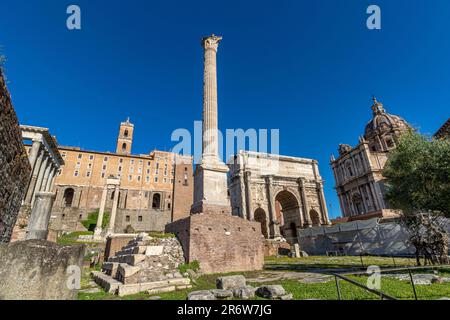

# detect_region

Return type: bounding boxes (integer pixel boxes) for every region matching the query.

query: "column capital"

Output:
[202,34,222,52]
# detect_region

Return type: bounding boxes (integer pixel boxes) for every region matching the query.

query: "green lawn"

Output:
[78,256,450,301]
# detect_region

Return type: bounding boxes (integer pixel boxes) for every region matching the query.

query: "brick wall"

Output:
[0,70,31,243]
[172,158,193,221]
[167,214,264,274]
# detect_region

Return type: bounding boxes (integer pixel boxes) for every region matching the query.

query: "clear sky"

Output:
[1,0,449,218]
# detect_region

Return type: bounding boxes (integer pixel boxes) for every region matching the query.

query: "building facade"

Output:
[330,98,411,221]
[22,119,193,235]
[434,118,450,140]
[228,151,331,243]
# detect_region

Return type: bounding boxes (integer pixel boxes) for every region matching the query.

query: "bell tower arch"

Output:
[116,117,134,155]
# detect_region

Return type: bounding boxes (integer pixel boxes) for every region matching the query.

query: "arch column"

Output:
[298,178,312,228]
[265,176,281,239]
[317,181,331,225]
[25,147,44,204]
[31,154,49,206]
[108,183,121,234]
[244,171,253,220]
[94,185,109,236]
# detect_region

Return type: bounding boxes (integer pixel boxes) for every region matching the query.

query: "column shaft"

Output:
[25,148,44,204]
[95,185,109,236]
[31,155,49,206]
[108,186,120,234]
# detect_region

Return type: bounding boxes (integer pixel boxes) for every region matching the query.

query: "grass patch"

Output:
[178,260,200,274]
[148,231,176,238]
[81,209,110,231]
[57,231,94,245]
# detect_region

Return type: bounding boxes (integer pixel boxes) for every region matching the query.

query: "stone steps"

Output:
[91,271,121,294]
[118,277,191,297]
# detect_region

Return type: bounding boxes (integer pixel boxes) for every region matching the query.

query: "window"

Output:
[130,159,134,165]
[152,194,161,209]
[89,155,94,161]
[76,162,81,169]
[78,154,83,159]
[122,143,127,151]
[88,163,92,169]
[74,170,79,177]
[147,161,151,166]
[137,176,141,182]
[128,175,132,181]
[104,156,108,162]
[155,170,159,175]
[138,167,142,174]
[126,215,130,222]
[101,172,105,178]
[146,176,150,183]
[118,166,122,172]
[168,203,171,210]
[156,163,160,169]
[184,173,188,186]
[120,158,123,164]
[154,177,158,183]
[138,216,143,222]
[86,171,91,177]
[130,167,134,174]
[164,169,168,176]
[62,152,67,158]
[145,192,149,198]
[124,129,129,138]
[139,160,143,165]
[147,169,150,174]
[102,165,107,170]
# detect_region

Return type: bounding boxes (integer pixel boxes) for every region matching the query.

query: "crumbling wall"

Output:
[0,69,31,243]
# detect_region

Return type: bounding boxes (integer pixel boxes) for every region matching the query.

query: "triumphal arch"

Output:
[229,151,331,243]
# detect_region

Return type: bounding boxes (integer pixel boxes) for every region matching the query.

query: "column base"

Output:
[26,192,55,241]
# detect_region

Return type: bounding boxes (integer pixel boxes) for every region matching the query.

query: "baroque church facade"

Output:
[330,98,411,221]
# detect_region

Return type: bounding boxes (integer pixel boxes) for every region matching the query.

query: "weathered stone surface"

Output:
[280,293,293,300]
[0,69,31,243]
[145,246,164,256]
[256,285,286,299]
[217,275,247,290]
[167,214,264,274]
[188,290,216,300]
[211,289,233,299]
[232,286,256,300]
[0,240,85,299]
[383,273,448,285]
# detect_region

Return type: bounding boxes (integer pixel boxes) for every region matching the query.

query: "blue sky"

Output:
[1,0,449,218]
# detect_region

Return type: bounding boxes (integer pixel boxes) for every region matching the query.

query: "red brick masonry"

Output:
[167,214,264,274]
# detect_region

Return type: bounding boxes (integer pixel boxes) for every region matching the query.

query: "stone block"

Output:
[0,240,85,300]
[216,275,246,290]
[211,289,233,299]
[256,285,286,299]
[232,286,256,300]
[147,286,176,295]
[145,246,164,256]
[188,290,216,300]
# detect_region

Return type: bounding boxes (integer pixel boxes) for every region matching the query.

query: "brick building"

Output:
[23,119,193,234]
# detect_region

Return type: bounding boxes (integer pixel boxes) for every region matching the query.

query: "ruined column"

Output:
[298,178,312,227]
[94,185,109,236]
[44,165,56,192]
[265,176,281,239]
[26,192,56,240]
[107,184,120,234]
[39,160,53,194]
[31,154,49,206]
[27,139,42,171]
[25,148,44,204]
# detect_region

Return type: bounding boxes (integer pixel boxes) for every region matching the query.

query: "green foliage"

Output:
[178,260,200,274]
[383,132,450,217]
[148,231,176,239]
[81,209,110,231]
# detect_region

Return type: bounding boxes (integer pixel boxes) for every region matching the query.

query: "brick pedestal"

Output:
[166,214,264,274]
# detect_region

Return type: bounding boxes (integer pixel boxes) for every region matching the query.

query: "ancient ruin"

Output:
[167,35,264,274]
[229,151,331,244]
[0,70,31,243]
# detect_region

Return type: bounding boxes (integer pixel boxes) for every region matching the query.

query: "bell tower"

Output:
[116,117,133,155]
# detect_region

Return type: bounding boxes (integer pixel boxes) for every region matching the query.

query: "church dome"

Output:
[364,97,410,141]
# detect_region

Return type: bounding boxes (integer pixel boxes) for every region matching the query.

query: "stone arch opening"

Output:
[63,188,75,208]
[309,209,321,226]
[122,143,127,152]
[152,193,161,209]
[254,208,269,239]
[275,190,301,242]
[124,129,129,137]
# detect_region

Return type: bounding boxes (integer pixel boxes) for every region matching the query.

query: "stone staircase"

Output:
[92,233,191,296]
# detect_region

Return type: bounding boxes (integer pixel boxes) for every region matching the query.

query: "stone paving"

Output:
[246,271,333,284]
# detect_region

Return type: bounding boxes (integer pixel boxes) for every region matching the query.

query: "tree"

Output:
[383,132,450,264]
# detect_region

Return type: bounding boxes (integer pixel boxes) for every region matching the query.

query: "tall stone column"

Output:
[31,154,49,206]
[94,185,109,236]
[39,160,53,194]
[27,139,42,171]
[25,148,44,204]
[265,176,281,239]
[298,178,312,227]
[191,34,231,215]
[44,165,56,192]
[107,185,120,234]
[201,34,221,162]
